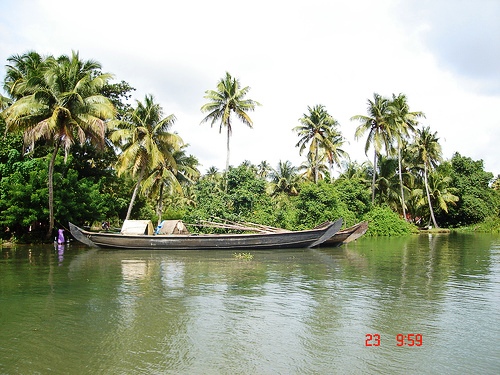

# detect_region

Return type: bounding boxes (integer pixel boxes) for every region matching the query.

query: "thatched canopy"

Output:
[156,220,189,235]
[121,220,154,235]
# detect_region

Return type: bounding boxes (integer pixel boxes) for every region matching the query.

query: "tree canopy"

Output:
[200,72,260,172]
[1,50,499,242]
[3,51,115,237]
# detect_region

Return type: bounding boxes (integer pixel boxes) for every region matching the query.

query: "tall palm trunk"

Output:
[423,163,439,228]
[156,182,165,226]
[371,149,377,204]
[398,146,407,220]
[225,124,230,172]
[125,167,146,220]
[314,143,319,183]
[46,142,60,239]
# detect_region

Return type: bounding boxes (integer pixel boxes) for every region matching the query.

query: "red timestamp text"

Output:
[396,333,423,347]
[365,333,381,346]
[365,333,423,347]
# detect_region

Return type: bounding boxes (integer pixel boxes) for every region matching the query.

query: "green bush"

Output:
[294,181,356,229]
[442,153,499,226]
[454,216,500,233]
[363,205,417,236]
[333,178,371,216]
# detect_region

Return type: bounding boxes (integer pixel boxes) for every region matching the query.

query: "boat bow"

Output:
[309,218,343,247]
[69,222,97,247]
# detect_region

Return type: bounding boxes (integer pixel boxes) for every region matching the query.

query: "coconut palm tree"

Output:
[240,160,258,175]
[204,166,221,181]
[257,160,272,180]
[351,93,393,204]
[200,72,260,172]
[374,155,400,209]
[299,152,328,183]
[325,132,348,182]
[145,162,182,225]
[110,94,182,220]
[405,182,425,225]
[0,94,10,110]
[142,144,200,225]
[409,126,443,228]
[3,51,46,99]
[388,93,424,220]
[337,159,370,183]
[269,160,300,196]
[294,104,342,183]
[425,171,459,217]
[407,171,458,226]
[3,51,115,238]
[173,151,200,185]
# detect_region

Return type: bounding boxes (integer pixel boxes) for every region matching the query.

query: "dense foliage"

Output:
[1,50,499,242]
[437,153,500,227]
[362,206,416,236]
[183,165,275,232]
[295,182,355,230]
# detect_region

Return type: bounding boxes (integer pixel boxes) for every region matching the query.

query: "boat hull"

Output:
[319,221,368,247]
[69,219,342,250]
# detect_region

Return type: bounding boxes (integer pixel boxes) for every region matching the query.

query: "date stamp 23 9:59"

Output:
[365,333,423,347]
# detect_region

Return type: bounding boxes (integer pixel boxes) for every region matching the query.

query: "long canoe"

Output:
[69,219,343,250]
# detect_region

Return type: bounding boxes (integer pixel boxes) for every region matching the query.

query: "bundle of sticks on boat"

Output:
[190,217,290,233]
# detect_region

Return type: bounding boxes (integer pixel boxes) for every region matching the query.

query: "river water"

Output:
[1,233,499,374]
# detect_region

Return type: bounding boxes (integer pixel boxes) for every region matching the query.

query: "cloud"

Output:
[395,0,500,94]
[1,0,499,177]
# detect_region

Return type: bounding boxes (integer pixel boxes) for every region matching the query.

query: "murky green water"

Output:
[1,233,499,374]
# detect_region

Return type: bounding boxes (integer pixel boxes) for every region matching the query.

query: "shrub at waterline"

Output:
[454,216,500,233]
[363,206,417,236]
[294,181,359,230]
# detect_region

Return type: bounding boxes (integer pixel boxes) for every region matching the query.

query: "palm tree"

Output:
[180,184,197,208]
[0,94,10,110]
[406,171,458,226]
[174,151,200,185]
[257,160,272,179]
[325,132,348,182]
[269,160,300,196]
[200,72,260,172]
[142,145,200,225]
[110,94,182,220]
[388,93,424,220]
[294,104,342,183]
[144,162,182,225]
[406,186,426,226]
[3,51,46,99]
[374,155,400,209]
[337,160,371,184]
[426,171,459,217]
[3,51,115,238]
[204,166,221,181]
[351,93,393,204]
[409,126,443,228]
[241,160,258,175]
[299,152,328,182]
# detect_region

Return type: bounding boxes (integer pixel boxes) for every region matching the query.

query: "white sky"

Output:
[1,0,499,177]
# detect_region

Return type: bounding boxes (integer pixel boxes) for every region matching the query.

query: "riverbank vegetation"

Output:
[1,51,499,242]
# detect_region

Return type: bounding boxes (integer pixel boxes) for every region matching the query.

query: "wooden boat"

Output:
[69,219,343,250]
[195,218,368,248]
[313,221,368,247]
